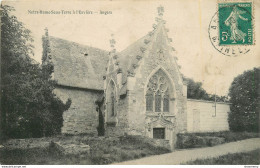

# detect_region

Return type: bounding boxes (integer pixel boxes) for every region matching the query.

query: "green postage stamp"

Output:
[208,0,254,56]
[218,2,253,45]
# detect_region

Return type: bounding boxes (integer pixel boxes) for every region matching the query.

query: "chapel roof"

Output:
[48,36,109,90]
[117,34,150,83]
[45,6,182,92]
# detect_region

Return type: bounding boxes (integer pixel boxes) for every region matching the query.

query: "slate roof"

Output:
[47,33,150,92]
[47,16,181,92]
[118,34,150,84]
[49,36,109,90]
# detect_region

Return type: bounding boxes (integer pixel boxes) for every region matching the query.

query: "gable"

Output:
[118,24,183,89]
[117,34,150,83]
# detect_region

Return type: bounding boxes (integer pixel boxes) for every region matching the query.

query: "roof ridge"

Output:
[49,35,109,53]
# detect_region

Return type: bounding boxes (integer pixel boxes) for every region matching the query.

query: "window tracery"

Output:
[146,70,171,112]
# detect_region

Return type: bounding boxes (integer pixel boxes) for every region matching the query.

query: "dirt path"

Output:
[114,138,260,165]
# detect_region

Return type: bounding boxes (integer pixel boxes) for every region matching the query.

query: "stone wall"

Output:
[187,99,230,132]
[121,28,188,151]
[105,90,129,136]
[104,53,129,137]
[3,138,53,149]
[176,134,225,149]
[126,31,187,137]
[54,86,102,135]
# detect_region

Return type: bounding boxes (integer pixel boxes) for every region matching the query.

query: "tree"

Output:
[184,77,210,100]
[0,5,71,139]
[184,77,228,102]
[228,68,259,132]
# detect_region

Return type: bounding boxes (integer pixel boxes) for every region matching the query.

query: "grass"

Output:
[0,147,64,165]
[0,135,170,165]
[1,132,258,164]
[183,149,260,165]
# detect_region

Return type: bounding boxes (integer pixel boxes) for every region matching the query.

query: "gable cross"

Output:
[157,5,164,17]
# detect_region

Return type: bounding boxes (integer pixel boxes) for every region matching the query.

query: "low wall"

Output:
[187,99,230,133]
[3,138,53,149]
[176,134,225,149]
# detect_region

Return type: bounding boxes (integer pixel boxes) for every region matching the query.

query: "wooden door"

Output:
[153,128,165,139]
[193,109,200,132]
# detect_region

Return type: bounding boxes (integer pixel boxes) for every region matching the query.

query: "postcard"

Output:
[0,0,259,166]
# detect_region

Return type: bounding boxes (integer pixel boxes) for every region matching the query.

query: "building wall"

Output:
[105,92,129,136]
[104,71,129,136]
[54,86,101,135]
[124,28,188,150]
[187,99,230,132]
[126,65,187,149]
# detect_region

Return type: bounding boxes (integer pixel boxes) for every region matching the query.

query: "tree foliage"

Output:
[228,68,259,132]
[184,77,228,102]
[0,5,71,139]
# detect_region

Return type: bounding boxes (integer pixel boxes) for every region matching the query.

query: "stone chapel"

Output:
[42,6,231,149]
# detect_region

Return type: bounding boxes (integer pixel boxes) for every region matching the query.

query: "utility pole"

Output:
[212,85,217,117]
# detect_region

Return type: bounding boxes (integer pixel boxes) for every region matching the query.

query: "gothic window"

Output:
[155,91,161,112]
[111,92,115,116]
[146,89,153,111]
[107,80,116,117]
[163,90,169,112]
[146,69,172,112]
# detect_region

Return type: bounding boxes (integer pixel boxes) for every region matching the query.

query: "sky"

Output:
[3,0,260,96]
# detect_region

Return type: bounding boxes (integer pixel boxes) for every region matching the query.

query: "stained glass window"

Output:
[155,91,161,112]
[146,89,153,111]
[163,90,169,112]
[146,69,172,112]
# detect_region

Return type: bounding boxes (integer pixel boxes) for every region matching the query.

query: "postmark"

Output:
[208,0,254,56]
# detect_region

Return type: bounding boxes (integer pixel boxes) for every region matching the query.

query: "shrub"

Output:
[177,131,259,149]
[228,68,259,132]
